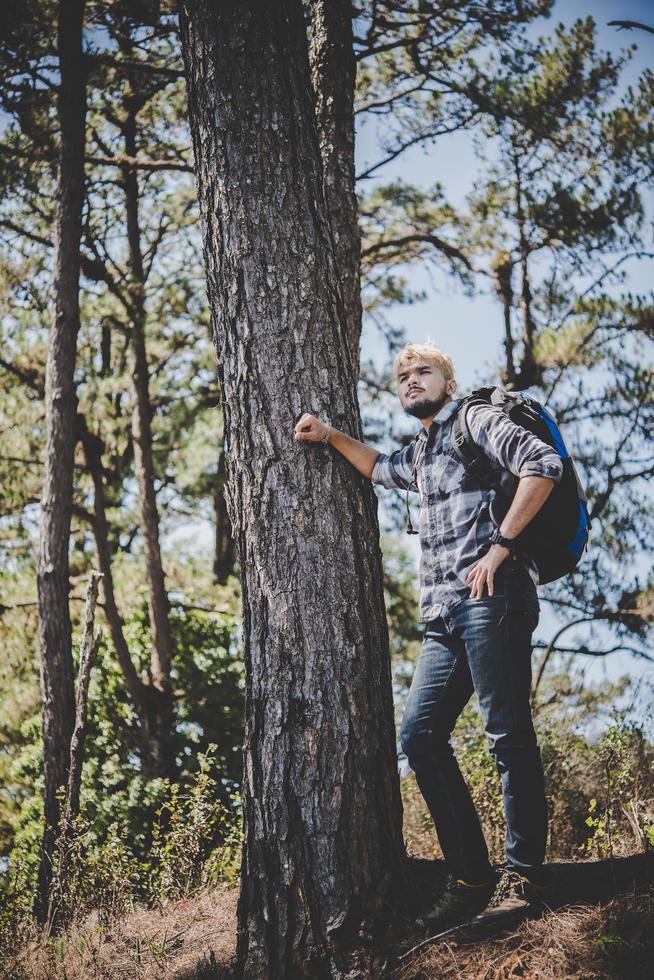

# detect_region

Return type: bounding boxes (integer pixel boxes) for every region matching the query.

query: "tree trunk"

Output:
[514,157,541,389]
[46,572,102,936]
[493,253,516,386]
[518,237,540,387]
[309,0,362,375]
[35,0,87,921]
[122,103,176,780]
[79,415,173,778]
[213,447,236,584]
[180,3,406,976]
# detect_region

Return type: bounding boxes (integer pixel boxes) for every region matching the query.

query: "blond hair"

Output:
[393,342,456,382]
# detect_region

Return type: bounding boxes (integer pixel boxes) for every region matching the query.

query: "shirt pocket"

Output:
[434,453,466,495]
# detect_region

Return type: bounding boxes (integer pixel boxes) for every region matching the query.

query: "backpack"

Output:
[450,387,590,584]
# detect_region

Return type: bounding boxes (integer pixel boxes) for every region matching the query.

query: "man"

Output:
[294,342,563,933]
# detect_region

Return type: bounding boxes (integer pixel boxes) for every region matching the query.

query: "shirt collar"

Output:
[416,399,460,441]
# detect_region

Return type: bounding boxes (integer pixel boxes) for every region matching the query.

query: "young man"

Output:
[293,343,563,932]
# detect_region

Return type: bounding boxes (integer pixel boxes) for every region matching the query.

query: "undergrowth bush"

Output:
[0,747,242,961]
[401,708,654,865]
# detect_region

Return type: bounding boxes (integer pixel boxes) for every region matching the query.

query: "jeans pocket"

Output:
[510,603,540,635]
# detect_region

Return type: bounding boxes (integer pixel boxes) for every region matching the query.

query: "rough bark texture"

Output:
[123,103,176,780]
[35,0,86,920]
[309,0,362,374]
[179,2,406,976]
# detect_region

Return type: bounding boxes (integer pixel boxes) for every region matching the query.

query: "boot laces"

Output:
[488,867,527,908]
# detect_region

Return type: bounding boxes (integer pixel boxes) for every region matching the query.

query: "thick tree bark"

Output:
[122,102,176,780]
[35,0,87,921]
[180,2,406,976]
[309,0,362,375]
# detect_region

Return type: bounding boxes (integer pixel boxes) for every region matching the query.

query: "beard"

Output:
[403,393,449,420]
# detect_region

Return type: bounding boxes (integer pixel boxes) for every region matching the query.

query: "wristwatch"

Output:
[489,527,515,552]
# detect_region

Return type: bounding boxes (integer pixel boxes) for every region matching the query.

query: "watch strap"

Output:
[490,528,515,551]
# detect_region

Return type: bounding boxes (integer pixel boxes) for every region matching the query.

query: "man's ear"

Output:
[447,379,457,395]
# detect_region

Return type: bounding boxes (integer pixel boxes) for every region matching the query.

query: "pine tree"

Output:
[180,1,406,973]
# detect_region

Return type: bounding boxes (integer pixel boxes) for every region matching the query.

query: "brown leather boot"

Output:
[470,866,550,931]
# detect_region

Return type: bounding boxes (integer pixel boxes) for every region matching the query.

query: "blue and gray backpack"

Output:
[451,387,590,584]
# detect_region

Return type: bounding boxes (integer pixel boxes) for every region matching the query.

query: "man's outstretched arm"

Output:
[294,413,380,479]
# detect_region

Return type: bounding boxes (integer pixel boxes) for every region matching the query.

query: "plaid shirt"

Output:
[371,399,563,622]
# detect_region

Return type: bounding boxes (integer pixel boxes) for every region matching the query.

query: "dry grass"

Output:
[2,886,237,980]
[4,775,652,979]
[391,891,654,979]
[4,879,653,979]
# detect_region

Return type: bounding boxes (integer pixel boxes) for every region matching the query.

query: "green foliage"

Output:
[360,181,472,315]
[579,722,654,858]
[148,748,241,904]
[382,535,422,672]
[401,706,654,866]
[0,747,243,957]
[595,931,628,953]
[1,604,244,903]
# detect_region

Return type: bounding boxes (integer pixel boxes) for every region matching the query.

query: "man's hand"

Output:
[466,474,556,599]
[294,414,381,479]
[465,544,510,600]
[294,413,330,443]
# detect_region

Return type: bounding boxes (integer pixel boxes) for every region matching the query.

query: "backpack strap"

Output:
[450,396,504,493]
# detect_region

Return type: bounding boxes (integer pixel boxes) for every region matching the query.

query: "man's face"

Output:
[397,359,455,420]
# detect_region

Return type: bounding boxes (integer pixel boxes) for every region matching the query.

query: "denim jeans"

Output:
[400,561,547,883]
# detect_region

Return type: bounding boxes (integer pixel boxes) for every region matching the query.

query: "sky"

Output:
[355,0,654,389]
[354,0,654,717]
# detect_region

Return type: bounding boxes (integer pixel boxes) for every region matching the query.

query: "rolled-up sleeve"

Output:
[371,442,418,491]
[467,404,563,484]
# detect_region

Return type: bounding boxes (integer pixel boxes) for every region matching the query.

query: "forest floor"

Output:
[5,854,653,978]
[4,776,654,979]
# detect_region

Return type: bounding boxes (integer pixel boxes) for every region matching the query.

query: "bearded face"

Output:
[397,360,455,421]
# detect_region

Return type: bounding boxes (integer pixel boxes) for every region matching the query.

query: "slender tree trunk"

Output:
[79,416,169,777]
[213,447,236,584]
[79,418,141,703]
[46,572,102,935]
[180,3,407,976]
[35,0,87,921]
[514,156,540,389]
[122,103,176,780]
[518,238,539,386]
[493,254,516,386]
[309,0,362,375]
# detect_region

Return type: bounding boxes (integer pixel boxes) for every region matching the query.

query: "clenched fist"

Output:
[294,413,330,443]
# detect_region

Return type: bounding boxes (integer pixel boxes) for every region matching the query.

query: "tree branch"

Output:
[84,152,194,173]
[362,233,474,270]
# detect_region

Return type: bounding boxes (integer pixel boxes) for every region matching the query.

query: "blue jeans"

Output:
[400,563,547,883]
